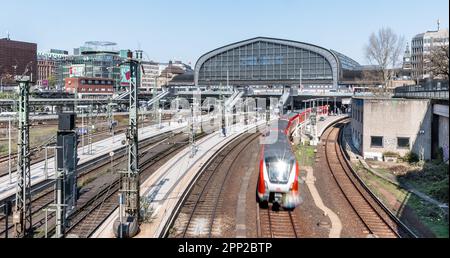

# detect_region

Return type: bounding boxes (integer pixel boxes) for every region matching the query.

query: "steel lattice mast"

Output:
[13,76,32,238]
[115,50,141,237]
[107,97,113,133]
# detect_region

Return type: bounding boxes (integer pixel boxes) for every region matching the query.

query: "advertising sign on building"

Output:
[69,64,86,77]
[342,98,352,105]
[120,65,131,86]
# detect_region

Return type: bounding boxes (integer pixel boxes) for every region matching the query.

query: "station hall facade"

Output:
[194,37,361,90]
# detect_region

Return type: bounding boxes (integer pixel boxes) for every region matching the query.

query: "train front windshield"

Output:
[266,157,293,184]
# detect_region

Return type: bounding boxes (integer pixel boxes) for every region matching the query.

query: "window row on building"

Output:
[80,79,114,85]
[195,37,351,88]
[370,136,410,148]
[351,97,432,161]
[77,87,114,92]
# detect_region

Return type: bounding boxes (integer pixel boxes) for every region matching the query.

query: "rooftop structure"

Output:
[195,37,361,91]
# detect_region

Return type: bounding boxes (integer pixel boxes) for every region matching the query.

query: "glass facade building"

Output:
[195,37,360,90]
[62,51,122,90]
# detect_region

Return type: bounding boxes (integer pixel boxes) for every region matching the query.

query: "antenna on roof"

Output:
[437,19,440,31]
[6,30,10,40]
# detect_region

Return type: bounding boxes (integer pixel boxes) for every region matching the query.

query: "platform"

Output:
[0,120,191,201]
[92,119,268,238]
[317,114,349,138]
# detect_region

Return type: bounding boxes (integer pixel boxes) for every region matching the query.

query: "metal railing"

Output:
[147,90,169,107]
[394,81,449,100]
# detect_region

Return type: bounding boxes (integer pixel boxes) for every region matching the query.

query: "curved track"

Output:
[170,133,261,238]
[323,121,415,238]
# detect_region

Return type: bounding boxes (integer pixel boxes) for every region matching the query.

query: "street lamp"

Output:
[158,108,162,129]
[299,68,303,92]
[8,115,12,183]
[334,97,337,115]
[0,64,3,92]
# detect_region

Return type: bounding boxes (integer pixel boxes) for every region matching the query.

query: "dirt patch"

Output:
[389,165,414,176]
[367,160,418,176]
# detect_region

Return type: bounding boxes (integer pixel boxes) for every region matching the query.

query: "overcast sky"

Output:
[1,0,448,65]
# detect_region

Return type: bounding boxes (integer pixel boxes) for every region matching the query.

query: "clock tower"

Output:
[402,43,412,70]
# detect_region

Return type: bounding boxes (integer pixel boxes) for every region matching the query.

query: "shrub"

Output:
[437,147,444,162]
[383,151,399,158]
[429,177,449,204]
[401,161,449,203]
[0,144,7,154]
[403,151,419,164]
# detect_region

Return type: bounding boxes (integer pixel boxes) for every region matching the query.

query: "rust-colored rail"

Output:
[63,133,199,238]
[176,133,260,238]
[258,206,299,238]
[323,121,415,238]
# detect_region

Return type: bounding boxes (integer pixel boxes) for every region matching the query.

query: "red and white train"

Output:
[257,118,301,210]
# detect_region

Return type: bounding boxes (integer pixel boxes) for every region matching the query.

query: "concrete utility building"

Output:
[194,37,361,90]
[433,103,449,161]
[351,97,433,160]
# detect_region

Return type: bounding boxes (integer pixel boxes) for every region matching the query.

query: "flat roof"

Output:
[0,38,37,46]
[353,96,430,102]
[65,77,115,81]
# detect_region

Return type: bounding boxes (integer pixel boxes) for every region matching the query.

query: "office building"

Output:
[411,27,449,79]
[0,37,37,84]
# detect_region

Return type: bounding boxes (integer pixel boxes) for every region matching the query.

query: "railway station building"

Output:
[194,37,362,91]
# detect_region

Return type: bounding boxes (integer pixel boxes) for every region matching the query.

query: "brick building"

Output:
[0,38,37,84]
[65,77,114,99]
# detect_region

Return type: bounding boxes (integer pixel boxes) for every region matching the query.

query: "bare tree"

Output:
[360,69,383,85]
[425,43,449,80]
[365,27,405,90]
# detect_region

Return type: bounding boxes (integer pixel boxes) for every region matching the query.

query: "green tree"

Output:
[47,75,57,88]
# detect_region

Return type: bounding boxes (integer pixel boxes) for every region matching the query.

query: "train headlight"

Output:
[275,160,288,173]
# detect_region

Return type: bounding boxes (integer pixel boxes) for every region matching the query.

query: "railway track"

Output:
[0,118,160,169]
[61,132,201,238]
[0,125,128,177]
[0,131,175,238]
[170,133,260,238]
[323,121,416,238]
[257,206,299,238]
[0,185,55,237]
